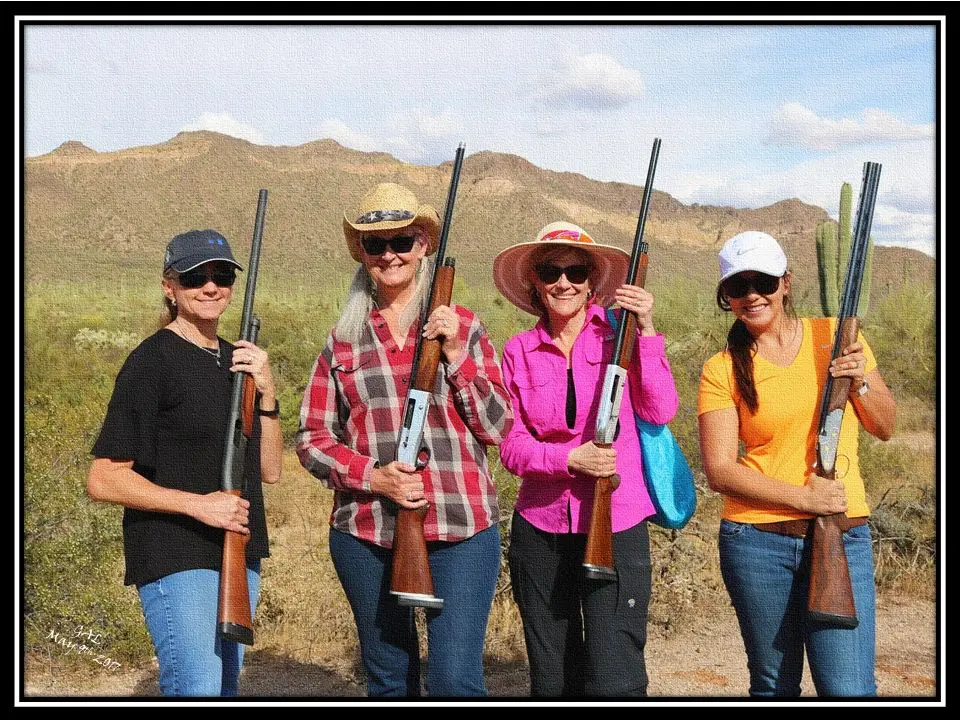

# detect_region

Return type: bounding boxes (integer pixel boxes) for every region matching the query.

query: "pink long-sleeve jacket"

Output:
[499,303,679,534]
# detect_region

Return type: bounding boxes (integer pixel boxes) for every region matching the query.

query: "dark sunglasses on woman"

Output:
[361,234,418,256]
[177,266,237,289]
[534,264,591,285]
[721,272,781,299]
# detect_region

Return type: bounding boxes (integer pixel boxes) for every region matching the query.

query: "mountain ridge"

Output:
[25,131,933,294]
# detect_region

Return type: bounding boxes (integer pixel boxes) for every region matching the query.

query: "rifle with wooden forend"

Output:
[389,145,466,609]
[583,138,661,581]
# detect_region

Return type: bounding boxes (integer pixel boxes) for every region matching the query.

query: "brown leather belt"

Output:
[753,516,867,538]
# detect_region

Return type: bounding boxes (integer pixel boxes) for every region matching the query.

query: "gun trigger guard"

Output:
[415,447,431,471]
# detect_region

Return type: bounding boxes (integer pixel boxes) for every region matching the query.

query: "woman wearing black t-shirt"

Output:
[87,230,282,697]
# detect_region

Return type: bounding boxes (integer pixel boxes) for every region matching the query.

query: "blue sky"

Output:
[21,21,940,256]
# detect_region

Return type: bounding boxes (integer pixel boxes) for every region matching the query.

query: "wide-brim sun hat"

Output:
[163,229,244,273]
[718,231,788,283]
[492,221,631,317]
[343,183,442,262]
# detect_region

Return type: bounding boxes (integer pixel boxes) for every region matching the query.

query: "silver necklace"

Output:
[176,317,222,367]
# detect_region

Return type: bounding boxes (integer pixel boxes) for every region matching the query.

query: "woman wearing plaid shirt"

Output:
[297,183,512,697]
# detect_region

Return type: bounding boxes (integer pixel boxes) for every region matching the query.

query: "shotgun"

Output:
[808,161,881,627]
[217,189,268,645]
[390,144,466,609]
[583,138,661,581]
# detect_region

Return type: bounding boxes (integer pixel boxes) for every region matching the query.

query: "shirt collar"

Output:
[519,303,607,352]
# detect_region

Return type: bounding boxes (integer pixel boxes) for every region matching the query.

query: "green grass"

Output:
[22,270,936,665]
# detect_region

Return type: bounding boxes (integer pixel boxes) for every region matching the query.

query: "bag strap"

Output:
[605,307,620,331]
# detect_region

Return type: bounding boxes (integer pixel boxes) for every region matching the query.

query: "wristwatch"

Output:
[852,380,869,398]
[257,399,280,417]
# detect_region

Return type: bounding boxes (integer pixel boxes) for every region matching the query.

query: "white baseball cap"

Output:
[718,231,788,282]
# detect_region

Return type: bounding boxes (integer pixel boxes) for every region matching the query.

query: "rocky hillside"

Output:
[24,131,933,294]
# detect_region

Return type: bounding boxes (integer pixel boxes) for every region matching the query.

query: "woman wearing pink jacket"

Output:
[493,222,679,697]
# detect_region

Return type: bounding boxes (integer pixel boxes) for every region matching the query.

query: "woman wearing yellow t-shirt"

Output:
[698,231,896,697]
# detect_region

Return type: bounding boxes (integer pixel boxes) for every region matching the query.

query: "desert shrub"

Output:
[22,269,937,673]
[863,284,936,397]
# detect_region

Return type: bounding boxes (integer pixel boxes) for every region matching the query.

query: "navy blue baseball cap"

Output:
[163,229,244,273]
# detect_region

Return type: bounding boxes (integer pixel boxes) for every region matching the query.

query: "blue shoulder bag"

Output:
[606,308,697,529]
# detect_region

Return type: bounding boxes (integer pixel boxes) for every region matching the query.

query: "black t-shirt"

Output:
[92,329,269,586]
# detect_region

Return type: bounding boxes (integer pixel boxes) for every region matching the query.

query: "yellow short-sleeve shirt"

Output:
[697,317,877,524]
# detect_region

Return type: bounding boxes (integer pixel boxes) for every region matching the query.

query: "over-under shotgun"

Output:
[808,162,881,627]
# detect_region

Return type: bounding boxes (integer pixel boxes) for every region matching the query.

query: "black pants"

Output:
[508,511,651,697]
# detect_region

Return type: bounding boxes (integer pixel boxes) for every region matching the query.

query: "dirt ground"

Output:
[23,594,938,701]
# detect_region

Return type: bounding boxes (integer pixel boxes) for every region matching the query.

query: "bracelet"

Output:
[257,398,280,417]
[364,461,379,494]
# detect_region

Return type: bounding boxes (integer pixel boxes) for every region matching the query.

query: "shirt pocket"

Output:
[510,364,561,438]
[583,335,607,367]
[332,356,393,410]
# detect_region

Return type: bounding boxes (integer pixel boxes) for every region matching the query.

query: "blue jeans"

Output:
[719,520,876,697]
[137,562,261,697]
[329,525,501,697]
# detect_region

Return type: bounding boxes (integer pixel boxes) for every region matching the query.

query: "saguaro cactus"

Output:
[837,182,853,283]
[816,182,874,317]
[816,221,840,316]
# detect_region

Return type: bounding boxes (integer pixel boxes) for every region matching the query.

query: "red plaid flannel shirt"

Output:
[297,305,512,547]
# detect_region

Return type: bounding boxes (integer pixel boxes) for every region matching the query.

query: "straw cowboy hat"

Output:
[492,221,631,316]
[342,183,442,262]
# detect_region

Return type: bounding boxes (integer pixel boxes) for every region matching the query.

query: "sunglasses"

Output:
[534,264,591,285]
[177,266,237,289]
[360,234,418,256]
[720,272,781,299]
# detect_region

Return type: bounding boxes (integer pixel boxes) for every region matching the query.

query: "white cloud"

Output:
[536,53,644,109]
[670,146,936,258]
[414,110,464,139]
[317,118,426,163]
[317,119,381,153]
[872,203,937,253]
[180,112,264,145]
[766,103,932,151]
[316,112,466,166]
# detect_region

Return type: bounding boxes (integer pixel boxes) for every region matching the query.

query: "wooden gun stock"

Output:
[583,457,621,580]
[218,512,254,644]
[808,515,858,627]
[808,316,860,628]
[390,505,435,606]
